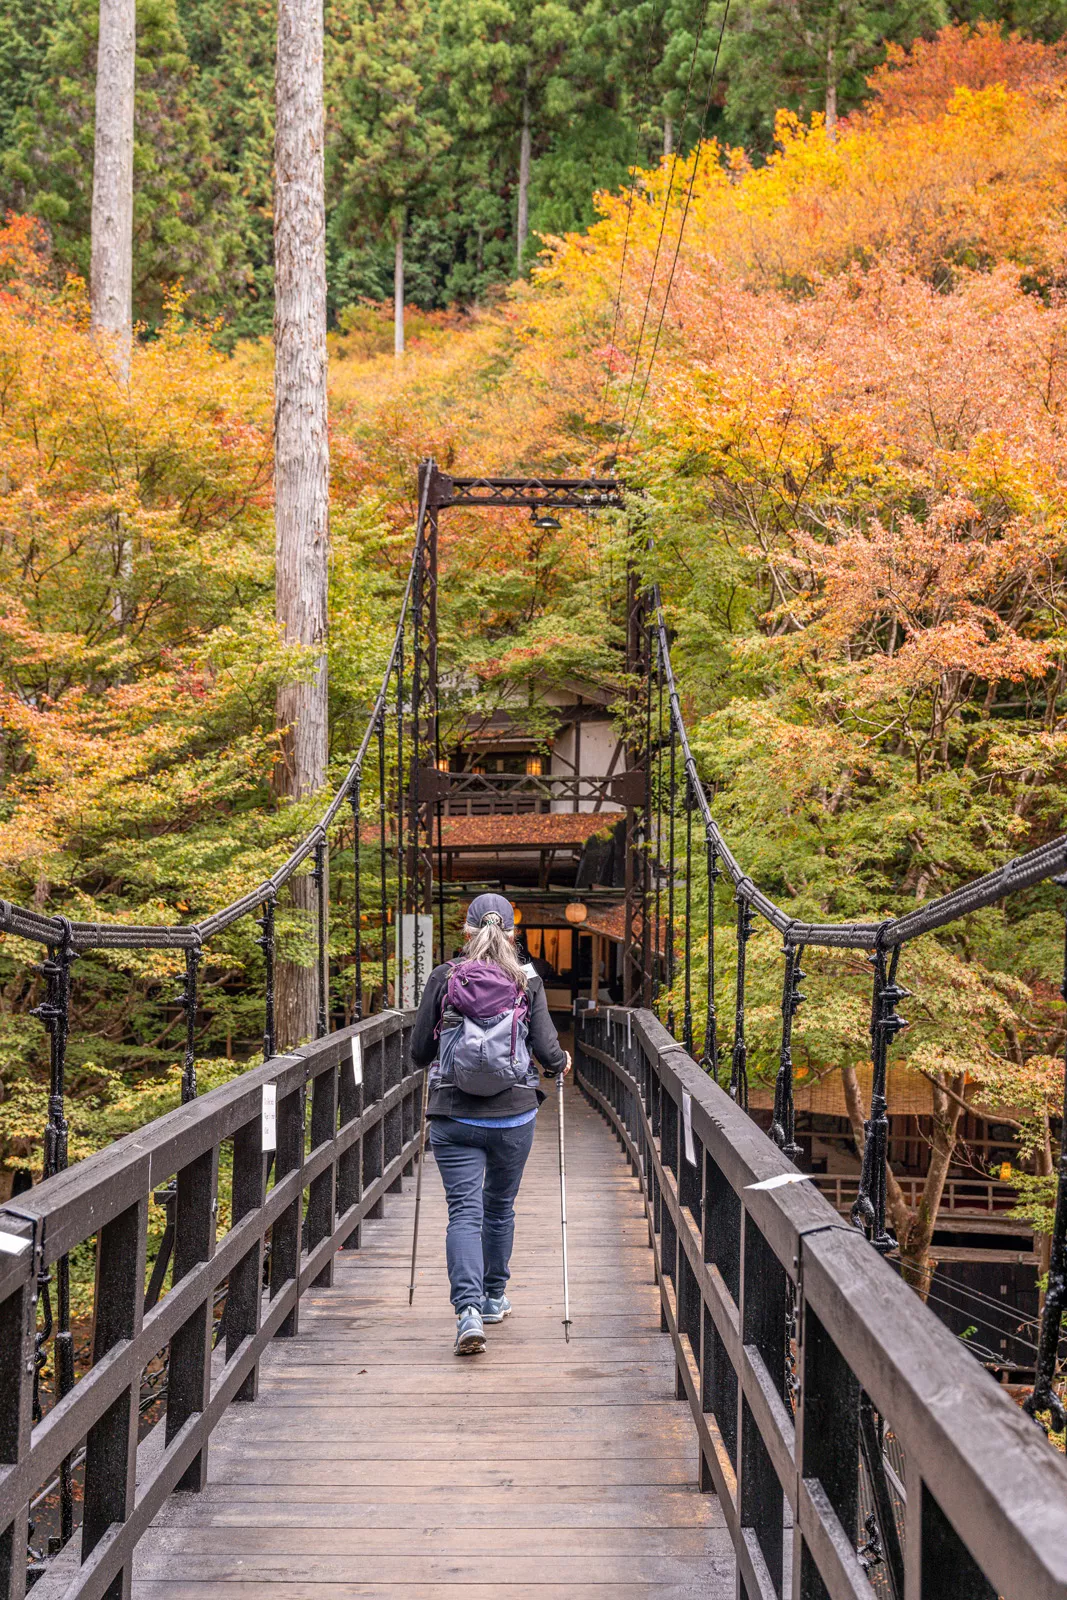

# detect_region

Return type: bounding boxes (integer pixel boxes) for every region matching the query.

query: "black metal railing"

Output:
[0,1009,419,1600]
[639,586,1067,1430]
[575,1007,1067,1600]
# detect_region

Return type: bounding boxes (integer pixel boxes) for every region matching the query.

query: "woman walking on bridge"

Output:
[410,893,570,1355]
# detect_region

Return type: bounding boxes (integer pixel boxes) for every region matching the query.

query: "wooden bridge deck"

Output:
[132,1083,733,1599]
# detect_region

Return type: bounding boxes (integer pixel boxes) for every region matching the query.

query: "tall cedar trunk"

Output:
[90,0,135,382]
[273,0,330,1050]
[516,72,531,269]
[842,1063,965,1300]
[663,116,673,157]
[394,223,404,357]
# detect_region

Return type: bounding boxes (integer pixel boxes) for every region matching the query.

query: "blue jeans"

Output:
[429,1116,537,1312]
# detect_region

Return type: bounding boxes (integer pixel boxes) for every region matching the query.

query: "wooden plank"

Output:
[135,1587,725,1599]
[136,1527,722,1556]
[191,1459,700,1489]
[150,1490,724,1528]
[134,1553,733,1585]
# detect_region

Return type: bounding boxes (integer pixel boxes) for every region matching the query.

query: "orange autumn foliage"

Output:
[866,21,1067,122]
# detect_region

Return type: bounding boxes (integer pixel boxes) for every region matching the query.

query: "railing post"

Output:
[852,943,907,1255]
[0,1224,37,1600]
[738,1212,787,1592]
[683,779,693,1056]
[395,628,406,1007]
[166,1145,219,1491]
[350,777,363,1021]
[307,1057,339,1288]
[31,918,76,1544]
[256,893,276,1060]
[1026,871,1067,1432]
[270,1074,307,1337]
[771,941,804,1162]
[730,897,753,1109]
[313,836,328,1039]
[378,711,389,1009]
[227,1111,267,1401]
[178,943,201,1103]
[702,829,720,1080]
[666,715,676,1037]
[793,1304,861,1597]
[337,1023,365,1250]
[363,1032,386,1219]
[384,1023,403,1192]
[82,1193,149,1600]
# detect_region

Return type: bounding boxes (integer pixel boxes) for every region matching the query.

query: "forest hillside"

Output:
[1,24,1066,1256]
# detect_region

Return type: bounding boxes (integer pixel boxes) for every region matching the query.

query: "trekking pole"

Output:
[408,1068,429,1306]
[557,1066,572,1342]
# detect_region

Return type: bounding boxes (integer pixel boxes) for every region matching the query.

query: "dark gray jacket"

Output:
[410,962,567,1119]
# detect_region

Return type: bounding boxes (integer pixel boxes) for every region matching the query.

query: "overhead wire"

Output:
[920,1287,1040,1353]
[614,0,715,447]
[597,0,669,440]
[621,0,732,458]
[923,1273,1042,1331]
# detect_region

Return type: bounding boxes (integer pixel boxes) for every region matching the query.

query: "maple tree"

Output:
[0,231,403,1172]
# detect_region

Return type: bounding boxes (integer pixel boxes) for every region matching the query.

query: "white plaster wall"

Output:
[550,719,622,812]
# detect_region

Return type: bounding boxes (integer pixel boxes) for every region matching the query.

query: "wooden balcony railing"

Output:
[424,769,640,817]
[813,1174,1020,1218]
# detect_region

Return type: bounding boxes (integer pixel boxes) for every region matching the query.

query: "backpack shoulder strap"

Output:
[434,961,460,1039]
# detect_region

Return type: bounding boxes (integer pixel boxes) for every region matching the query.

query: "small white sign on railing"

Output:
[746,1172,812,1192]
[351,1033,363,1087]
[261,1083,277,1152]
[395,914,433,1008]
[0,1230,30,1256]
[682,1090,697,1166]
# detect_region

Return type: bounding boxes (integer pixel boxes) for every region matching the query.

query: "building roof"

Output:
[437,812,618,851]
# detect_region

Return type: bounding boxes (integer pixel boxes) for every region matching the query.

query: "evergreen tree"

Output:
[711,0,946,147]
[947,0,1067,38]
[178,0,277,338]
[326,0,450,347]
[436,0,585,272]
[0,0,242,322]
[0,0,60,154]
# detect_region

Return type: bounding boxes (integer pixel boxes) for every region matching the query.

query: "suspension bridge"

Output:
[0,463,1065,1600]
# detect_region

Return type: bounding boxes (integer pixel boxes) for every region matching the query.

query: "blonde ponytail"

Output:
[462,920,528,990]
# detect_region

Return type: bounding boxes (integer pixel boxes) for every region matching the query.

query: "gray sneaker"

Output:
[481,1293,512,1324]
[454,1305,486,1355]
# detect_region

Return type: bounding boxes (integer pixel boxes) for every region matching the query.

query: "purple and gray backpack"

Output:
[437,960,531,1097]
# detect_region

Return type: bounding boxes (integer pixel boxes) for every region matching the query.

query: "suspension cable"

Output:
[596,0,669,439]
[614,0,714,448]
[621,0,732,458]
